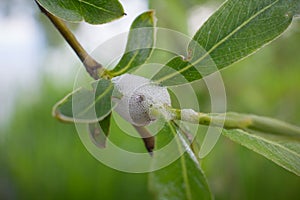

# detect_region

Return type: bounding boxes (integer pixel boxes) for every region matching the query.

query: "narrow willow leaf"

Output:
[223,129,300,176]
[149,121,212,200]
[153,56,202,86]
[154,0,300,85]
[109,11,156,76]
[53,79,114,123]
[88,113,112,148]
[36,0,125,24]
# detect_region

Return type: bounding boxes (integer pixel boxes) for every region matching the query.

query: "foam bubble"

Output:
[112,74,171,126]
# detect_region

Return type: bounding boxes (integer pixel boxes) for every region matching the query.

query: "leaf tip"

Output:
[137,10,156,26]
[147,9,155,16]
[147,9,156,23]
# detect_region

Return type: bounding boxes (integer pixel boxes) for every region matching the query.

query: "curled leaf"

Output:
[53,79,114,123]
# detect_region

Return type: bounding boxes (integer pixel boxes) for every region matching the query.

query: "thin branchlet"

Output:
[35,1,107,80]
[162,107,300,138]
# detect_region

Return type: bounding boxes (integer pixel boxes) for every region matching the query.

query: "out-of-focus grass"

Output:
[0,81,154,200]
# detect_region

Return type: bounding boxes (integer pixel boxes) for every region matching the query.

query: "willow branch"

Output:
[175,109,300,137]
[36,1,106,80]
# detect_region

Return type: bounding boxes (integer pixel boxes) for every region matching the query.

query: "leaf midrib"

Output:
[169,122,192,200]
[239,130,300,158]
[226,129,300,175]
[157,0,279,83]
[112,51,139,76]
[78,0,116,15]
[78,83,113,117]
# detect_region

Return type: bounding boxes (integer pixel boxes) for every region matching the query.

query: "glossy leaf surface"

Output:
[110,11,156,76]
[154,0,300,85]
[36,0,125,24]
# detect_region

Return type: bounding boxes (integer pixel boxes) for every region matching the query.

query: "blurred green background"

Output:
[1,0,300,199]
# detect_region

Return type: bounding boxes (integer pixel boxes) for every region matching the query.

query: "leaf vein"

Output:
[156,0,280,83]
[78,0,115,15]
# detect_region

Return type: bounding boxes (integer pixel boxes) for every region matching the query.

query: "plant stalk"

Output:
[36,1,106,80]
[159,107,300,138]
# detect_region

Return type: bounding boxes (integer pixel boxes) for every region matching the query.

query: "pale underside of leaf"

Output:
[223,129,300,176]
[88,112,112,148]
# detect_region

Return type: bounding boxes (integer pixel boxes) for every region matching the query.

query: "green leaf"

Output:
[149,121,212,200]
[88,113,112,148]
[53,79,114,123]
[36,0,125,24]
[110,11,156,76]
[152,56,202,86]
[153,0,300,85]
[222,129,300,176]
